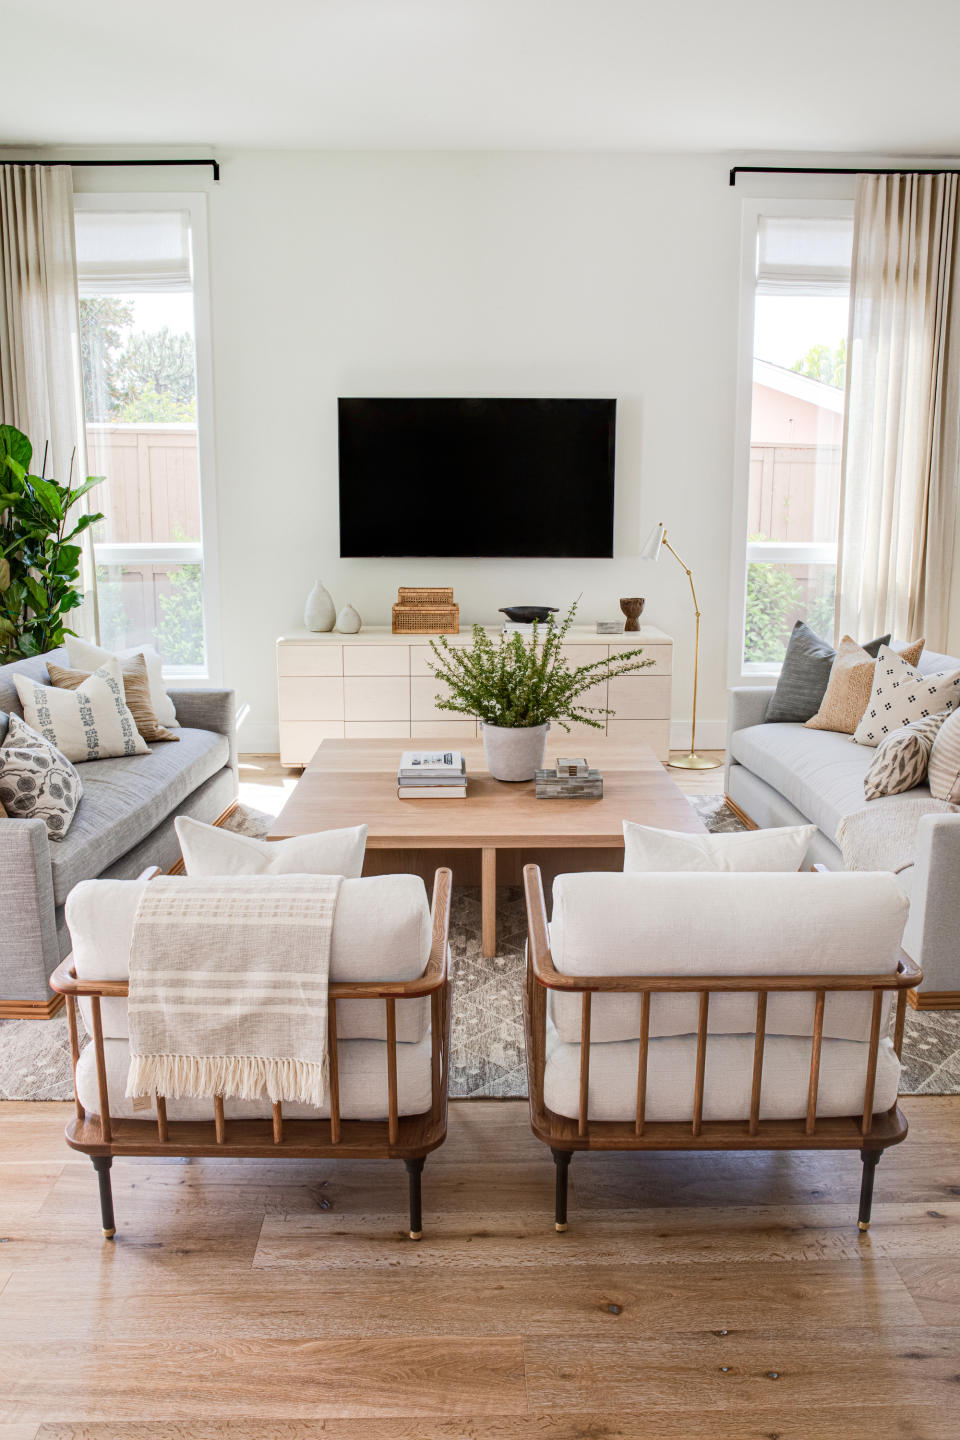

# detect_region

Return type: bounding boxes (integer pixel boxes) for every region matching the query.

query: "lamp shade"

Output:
[641,521,664,561]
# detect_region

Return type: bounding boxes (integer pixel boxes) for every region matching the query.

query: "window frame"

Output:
[73,191,222,686]
[728,195,854,687]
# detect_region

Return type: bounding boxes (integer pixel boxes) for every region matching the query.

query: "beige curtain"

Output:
[837,173,960,649]
[0,163,96,634]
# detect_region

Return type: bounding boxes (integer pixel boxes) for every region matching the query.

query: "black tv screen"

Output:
[338,397,616,557]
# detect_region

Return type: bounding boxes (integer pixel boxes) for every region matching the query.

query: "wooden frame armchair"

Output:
[51,867,452,1242]
[522,864,920,1232]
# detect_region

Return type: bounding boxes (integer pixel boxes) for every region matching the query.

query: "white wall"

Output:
[75,150,744,752]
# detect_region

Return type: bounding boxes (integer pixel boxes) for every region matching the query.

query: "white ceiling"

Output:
[4,0,960,155]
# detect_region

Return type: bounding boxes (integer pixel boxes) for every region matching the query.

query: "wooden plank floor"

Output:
[0,1096,958,1437]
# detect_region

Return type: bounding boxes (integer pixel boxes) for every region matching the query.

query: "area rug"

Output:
[1,795,957,1099]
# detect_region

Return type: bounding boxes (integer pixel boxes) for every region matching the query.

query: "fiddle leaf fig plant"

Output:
[0,424,104,660]
[428,598,654,731]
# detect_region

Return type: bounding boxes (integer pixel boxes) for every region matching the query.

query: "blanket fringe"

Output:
[126,1052,328,1108]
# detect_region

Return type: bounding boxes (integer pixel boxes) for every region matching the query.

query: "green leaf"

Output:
[54,544,82,575]
[66,474,105,508]
[27,476,62,523]
[0,556,8,592]
[0,425,32,475]
[23,575,49,614]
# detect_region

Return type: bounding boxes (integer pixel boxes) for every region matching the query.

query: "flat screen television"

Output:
[337,397,616,557]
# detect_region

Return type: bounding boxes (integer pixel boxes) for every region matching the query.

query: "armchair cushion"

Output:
[548,870,907,1046]
[543,1025,900,1123]
[67,871,432,1043]
[622,819,815,873]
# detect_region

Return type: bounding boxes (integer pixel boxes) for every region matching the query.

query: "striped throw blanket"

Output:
[125,873,342,1108]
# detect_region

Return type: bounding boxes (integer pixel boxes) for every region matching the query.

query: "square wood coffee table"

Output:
[269,736,703,957]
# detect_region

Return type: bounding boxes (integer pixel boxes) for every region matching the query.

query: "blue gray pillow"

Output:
[765,622,890,724]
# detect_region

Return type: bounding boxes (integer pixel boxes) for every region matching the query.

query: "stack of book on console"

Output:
[535,757,603,799]
[397,750,467,800]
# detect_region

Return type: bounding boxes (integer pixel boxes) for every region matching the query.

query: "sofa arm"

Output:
[0,818,60,1004]
[167,688,237,775]
[901,812,960,995]
[725,686,775,786]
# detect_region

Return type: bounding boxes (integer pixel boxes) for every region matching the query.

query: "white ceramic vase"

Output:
[481,721,550,782]
[304,581,336,632]
[336,603,362,634]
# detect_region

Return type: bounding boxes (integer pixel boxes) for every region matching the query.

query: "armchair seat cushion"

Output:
[48,728,229,904]
[77,1032,433,1122]
[543,1025,900,1123]
[728,724,881,841]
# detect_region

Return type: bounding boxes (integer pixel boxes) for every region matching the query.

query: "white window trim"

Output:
[727,195,854,689]
[74,191,222,688]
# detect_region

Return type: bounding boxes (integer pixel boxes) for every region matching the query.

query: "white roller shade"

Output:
[75,210,192,293]
[757,216,853,296]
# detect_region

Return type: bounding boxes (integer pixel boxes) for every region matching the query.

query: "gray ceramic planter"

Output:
[481,721,550,782]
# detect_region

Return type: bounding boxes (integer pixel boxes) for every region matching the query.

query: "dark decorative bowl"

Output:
[499,606,558,623]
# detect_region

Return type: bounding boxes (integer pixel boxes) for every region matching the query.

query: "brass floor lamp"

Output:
[641,521,721,770]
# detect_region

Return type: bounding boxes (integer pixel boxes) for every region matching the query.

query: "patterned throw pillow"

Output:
[13,658,150,764]
[47,653,178,744]
[853,645,960,747]
[806,636,925,735]
[863,712,949,801]
[0,713,82,840]
[928,708,960,803]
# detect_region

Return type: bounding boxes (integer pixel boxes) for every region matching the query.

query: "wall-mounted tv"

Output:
[338,397,616,558]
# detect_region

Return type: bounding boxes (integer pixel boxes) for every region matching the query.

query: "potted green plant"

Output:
[428,600,654,781]
[0,425,104,661]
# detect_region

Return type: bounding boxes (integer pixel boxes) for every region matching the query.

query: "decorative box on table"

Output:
[536,758,603,798]
[392,586,460,634]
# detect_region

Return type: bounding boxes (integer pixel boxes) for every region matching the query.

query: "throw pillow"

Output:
[766,621,890,724]
[852,644,960,747]
[175,815,368,878]
[0,713,82,840]
[928,707,960,803]
[14,659,150,763]
[863,712,950,801]
[805,636,925,735]
[65,636,177,729]
[622,820,816,873]
[48,653,178,744]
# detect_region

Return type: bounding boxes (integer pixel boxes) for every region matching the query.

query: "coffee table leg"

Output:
[481,847,497,957]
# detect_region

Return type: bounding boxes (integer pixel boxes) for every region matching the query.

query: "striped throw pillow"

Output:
[928,708,960,803]
[863,712,949,801]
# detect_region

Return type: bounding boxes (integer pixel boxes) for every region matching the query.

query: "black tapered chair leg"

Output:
[92,1155,115,1239]
[551,1147,572,1232]
[405,1157,426,1241]
[858,1149,881,1231]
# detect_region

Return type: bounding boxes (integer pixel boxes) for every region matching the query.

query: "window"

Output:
[734,205,854,674]
[74,196,217,678]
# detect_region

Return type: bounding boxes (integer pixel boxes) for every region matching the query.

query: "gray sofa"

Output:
[726,647,960,1002]
[0,648,237,1011]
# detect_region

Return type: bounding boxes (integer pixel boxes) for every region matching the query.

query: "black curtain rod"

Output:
[0,157,219,181]
[730,164,960,187]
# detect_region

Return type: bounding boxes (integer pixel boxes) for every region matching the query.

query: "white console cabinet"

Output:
[276,625,673,766]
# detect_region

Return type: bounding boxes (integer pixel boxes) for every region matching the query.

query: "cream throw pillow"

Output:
[852,645,960,747]
[66,636,177,728]
[175,815,368,878]
[622,820,816,873]
[928,708,960,802]
[14,659,150,763]
[863,712,949,801]
[805,636,925,735]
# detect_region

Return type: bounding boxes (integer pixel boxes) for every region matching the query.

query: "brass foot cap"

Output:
[102,1227,116,1239]
[409,1229,423,1241]
[555,1222,568,1232]
[857,1220,870,1232]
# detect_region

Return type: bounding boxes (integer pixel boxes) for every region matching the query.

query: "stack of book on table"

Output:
[397,750,467,799]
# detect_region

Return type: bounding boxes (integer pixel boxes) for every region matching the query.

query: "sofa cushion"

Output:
[543,1026,900,1123]
[0,713,82,840]
[765,622,889,725]
[622,819,815,873]
[67,871,432,1043]
[853,645,960,746]
[175,814,367,879]
[729,722,882,840]
[929,708,960,803]
[0,648,66,719]
[49,727,229,904]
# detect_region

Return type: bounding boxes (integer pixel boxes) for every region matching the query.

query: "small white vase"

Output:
[335,603,362,634]
[481,721,550,782]
[304,581,336,632]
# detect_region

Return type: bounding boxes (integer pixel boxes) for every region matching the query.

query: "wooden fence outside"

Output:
[85,423,201,545]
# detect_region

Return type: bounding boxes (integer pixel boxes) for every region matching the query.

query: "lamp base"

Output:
[667,752,722,771]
